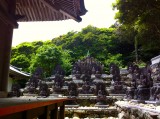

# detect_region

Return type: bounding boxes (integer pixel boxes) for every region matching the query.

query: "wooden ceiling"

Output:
[16,0,87,22]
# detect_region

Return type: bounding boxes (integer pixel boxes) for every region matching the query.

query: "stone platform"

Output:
[115,101,160,119]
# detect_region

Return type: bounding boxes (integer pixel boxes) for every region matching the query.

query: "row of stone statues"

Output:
[10,57,107,99]
[9,56,160,103]
[126,62,160,101]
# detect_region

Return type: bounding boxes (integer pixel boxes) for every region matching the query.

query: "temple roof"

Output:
[9,65,30,79]
[16,0,87,22]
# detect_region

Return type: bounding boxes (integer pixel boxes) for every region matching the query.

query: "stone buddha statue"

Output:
[39,82,50,97]
[68,82,78,97]
[95,82,108,105]
[134,65,151,100]
[9,83,21,97]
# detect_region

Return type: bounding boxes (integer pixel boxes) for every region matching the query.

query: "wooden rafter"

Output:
[15,0,87,22]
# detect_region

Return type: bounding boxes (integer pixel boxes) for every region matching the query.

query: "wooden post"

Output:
[0,22,14,92]
[59,102,65,119]
[0,0,18,96]
[39,107,49,119]
[50,103,58,119]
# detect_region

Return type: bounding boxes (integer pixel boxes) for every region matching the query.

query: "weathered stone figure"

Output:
[68,82,79,97]
[23,67,43,94]
[81,81,94,94]
[9,83,21,97]
[109,63,125,94]
[125,63,136,99]
[52,65,65,94]
[95,82,108,105]
[39,81,50,97]
[54,74,63,89]
[150,65,160,101]
[134,64,152,100]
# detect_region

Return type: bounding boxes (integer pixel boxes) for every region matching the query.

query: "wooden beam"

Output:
[38,0,59,12]
[4,0,18,27]
[59,9,81,22]
[0,4,18,27]
[38,0,81,21]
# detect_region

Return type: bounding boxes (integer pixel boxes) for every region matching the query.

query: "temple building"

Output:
[8,65,30,92]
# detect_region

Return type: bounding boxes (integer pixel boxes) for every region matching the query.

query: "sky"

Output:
[12,0,117,46]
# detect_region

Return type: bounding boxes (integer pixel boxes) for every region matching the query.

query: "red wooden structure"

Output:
[0,98,68,119]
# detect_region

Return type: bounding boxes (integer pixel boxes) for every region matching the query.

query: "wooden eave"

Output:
[16,0,87,22]
[0,0,18,28]
[9,66,30,79]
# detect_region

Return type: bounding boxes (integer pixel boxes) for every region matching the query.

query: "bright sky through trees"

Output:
[12,0,116,46]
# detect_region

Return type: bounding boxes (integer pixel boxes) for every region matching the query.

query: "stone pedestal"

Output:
[145,100,160,106]
[65,98,79,108]
[109,81,126,94]
[135,87,150,100]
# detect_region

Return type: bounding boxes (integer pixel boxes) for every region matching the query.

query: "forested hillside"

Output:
[11,24,157,76]
[11,0,160,77]
[12,0,160,76]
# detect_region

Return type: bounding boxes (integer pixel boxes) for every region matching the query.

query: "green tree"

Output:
[11,41,44,72]
[29,45,71,77]
[52,25,125,71]
[10,54,30,71]
[113,0,160,62]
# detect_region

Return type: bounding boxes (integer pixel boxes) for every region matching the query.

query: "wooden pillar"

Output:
[0,22,14,92]
[39,107,49,119]
[59,102,65,119]
[0,0,18,96]
[51,104,58,119]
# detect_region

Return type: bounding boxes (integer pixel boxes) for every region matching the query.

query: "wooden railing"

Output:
[0,97,68,119]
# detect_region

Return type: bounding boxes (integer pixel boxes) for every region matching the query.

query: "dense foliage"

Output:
[11,26,135,75]
[11,16,159,76]
[113,0,160,62]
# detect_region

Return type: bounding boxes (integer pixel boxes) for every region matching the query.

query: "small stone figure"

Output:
[81,70,91,83]
[39,82,50,97]
[74,71,81,80]
[52,65,65,94]
[114,81,123,90]
[9,84,21,97]
[81,81,94,94]
[73,70,83,87]
[126,63,139,99]
[150,62,160,101]
[26,75,39,94]
[149,62,160,100]
[95,82,108,105]
[109,63,125,94]
[23,67,43,94]
[134,65,152,100]
[68,82,78,97]
[93,70,103,83]
[150,79,160,101]
[72,64,81,75]
[33,67,44,80]
[53,65,65,79]
[126,87,135,99]
[54,74,63,89]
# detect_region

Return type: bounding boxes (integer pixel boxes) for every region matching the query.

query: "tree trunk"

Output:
[135,37,138,63]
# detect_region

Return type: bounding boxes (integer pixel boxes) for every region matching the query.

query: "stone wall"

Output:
[115,101,160,119]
